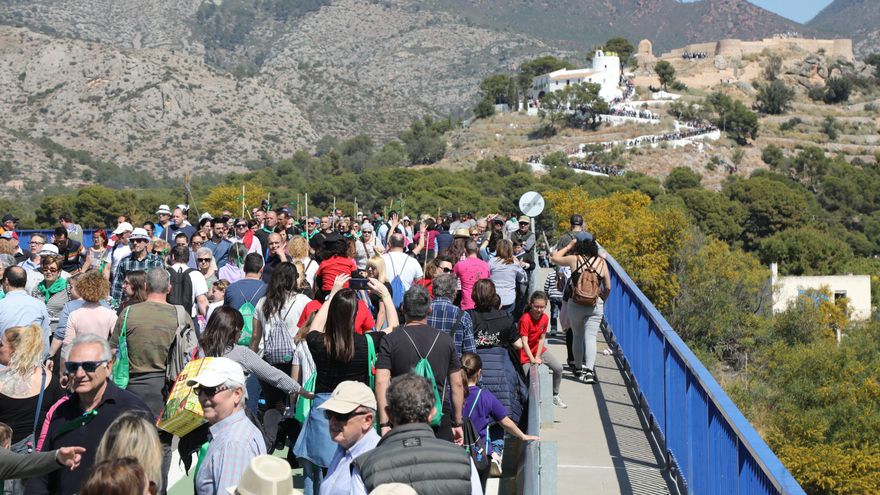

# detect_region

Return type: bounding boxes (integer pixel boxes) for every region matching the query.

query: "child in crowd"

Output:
[461,352,539,481]
[205,279,229,325]
[519,291,566,408]
[0,421,12,449]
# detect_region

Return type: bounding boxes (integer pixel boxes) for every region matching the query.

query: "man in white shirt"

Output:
[168,245,209,318]
[381,234,422,291]
[104,222,133,277]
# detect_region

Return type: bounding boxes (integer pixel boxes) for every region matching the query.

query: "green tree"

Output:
[517,56,576,96]
[654,60,676,90]
[399,116,448,165]
[707,92,759,144]
[823,77,852,104]
[761,144,787,170]
[602,37,634,67]
[762,53,784,81]
[821,116,839,140]
[758,226,853,275]
[339,135,374,173]
[723,176,809,248]
[756,80,795,115]
[479,74,512,104]
[566,82,608,130]
[676,188,746,244]
[663,167,702,192]
[473,97,495,119]
[368,140,408,169]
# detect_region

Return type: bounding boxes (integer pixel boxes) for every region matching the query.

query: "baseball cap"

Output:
[361,223,374,233]
[38,244,60,256]
[0,231,13,240]
[401,216,411,222]
[129,228,151,241]
[574,231,594,243]
[492,218,504,226]
[199,212,214,222]
[318,381,377,414]
[518,215,530,223]
[1,214,18,224]
[156,204,172,216]
[113,222,134,235]
[570,214,584,226]
[186,357,246,389]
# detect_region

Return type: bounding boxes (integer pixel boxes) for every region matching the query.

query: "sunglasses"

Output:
[43,267,60,274]
[307,221,315,225]
[65,360,109,374]
[440,267,453,273]
[152,250,165,256]
[235,224,247,228]
[191,241,204,246]
[130,239,149,244]
[324,410,371,422]
[197,258,211,263]
[195,384,230,397]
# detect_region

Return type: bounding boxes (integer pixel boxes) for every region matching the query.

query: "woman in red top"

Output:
[518,291,566,408]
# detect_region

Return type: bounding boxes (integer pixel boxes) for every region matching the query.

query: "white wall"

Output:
[772,271,872,320]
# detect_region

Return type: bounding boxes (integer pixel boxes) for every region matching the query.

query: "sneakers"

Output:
[582,369,596,384]
[490,453,503,477]
[553,395,568,409]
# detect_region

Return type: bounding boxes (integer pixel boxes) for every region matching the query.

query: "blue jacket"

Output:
[476,346,527,424]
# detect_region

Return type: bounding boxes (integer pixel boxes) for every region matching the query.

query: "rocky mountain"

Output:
[0,27,316,191]
[808,0,880,57]
[0,0,834,190]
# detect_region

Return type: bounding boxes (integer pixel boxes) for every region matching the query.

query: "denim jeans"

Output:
[549,298,562,333]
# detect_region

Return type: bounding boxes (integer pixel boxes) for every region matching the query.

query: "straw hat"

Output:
[226,455,299,495]
[453,227,471,239]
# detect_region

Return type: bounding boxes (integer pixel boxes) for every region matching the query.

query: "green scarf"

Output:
[37,276,67,303]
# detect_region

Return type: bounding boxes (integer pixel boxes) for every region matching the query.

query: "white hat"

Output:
[401,216,411,222]
[38,244,59,256]
[226,455,298,495]
[199,212,214,222]
[129,228,151,241]
[186,357,246,389]
[113,222,134,235]
[156,204,172,215]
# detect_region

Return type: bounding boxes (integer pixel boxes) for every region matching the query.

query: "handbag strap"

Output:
[467,389,482,418]
[30,367,47,439]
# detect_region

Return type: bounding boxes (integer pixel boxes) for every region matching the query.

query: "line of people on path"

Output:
[0,202,615,495]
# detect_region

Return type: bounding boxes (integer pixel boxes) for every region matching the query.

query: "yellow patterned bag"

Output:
[157,357,214,437]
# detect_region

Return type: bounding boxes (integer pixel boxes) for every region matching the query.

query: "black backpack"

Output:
[167,267,195,316]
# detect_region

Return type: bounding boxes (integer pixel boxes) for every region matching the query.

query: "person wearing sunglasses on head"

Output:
[186,357,266,495]
[26,334,152,495]
[108,228,164,308]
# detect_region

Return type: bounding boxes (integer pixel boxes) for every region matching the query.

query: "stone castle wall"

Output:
[656,37,854,61]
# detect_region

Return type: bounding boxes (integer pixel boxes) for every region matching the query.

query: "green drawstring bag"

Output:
[111,307,132,389]
[293,372,317,423]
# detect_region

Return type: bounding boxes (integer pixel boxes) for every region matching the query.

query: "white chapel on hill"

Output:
[529,50,623,103]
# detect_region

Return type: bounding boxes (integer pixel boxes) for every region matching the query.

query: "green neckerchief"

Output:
[194,440,211,476]
[36,276,68,303]
[57,409,99,437]
[302,229,318,240]
[0,289,5,300]
[261,226,273,234]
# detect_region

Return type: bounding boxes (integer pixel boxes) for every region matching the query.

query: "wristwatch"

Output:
[450,420,463,427]
[379,422,393,428]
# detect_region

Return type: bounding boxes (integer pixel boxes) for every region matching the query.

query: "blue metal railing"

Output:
[17,229,100,249]
[603,253,805,495]
[520,364,556,495]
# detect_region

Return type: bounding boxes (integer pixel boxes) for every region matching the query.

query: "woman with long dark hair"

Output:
[293,274,396,495]
[253,262,312,444]
[467,279,526,459]
[117,270,147,315]
[198,306,304,396]
[550,232,610,384]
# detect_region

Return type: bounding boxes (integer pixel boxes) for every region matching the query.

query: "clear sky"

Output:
[682,0,834,24]
[750,0,834,23]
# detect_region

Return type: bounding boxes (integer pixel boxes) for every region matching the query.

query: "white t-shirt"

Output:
[170,263,208,317]
[106,245,132,274]
[295,257,319,290]
[381,251,423,291]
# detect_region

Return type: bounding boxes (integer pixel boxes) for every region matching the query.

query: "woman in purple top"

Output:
[461,352,538,484]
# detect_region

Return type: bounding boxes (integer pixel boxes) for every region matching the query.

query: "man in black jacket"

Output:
[352,374,482,495]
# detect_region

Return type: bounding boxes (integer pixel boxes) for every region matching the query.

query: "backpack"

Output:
[165,305,198,383]
[572,256,602,306]
[402,328,443,426]
[463,390,490,478]
[388,255,408,309]
[236,287,262,347]
[167,267,196,316]
[263,301,297,365]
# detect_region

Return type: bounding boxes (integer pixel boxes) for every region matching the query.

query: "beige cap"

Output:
[453,227,471,239]
[226,455,299,495]
[318,381,377,414]
[369,483,418,495]
[518,215,531,223]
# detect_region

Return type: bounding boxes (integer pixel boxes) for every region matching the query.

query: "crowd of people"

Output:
[602,107,660,120]
[596,121,718,150]
[527,155,626,176]
[0,205,611,495]
[680,51,709,60]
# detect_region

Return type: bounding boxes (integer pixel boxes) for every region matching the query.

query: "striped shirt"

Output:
[195,410,266,495]
[543,270,565,301]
